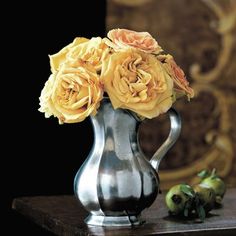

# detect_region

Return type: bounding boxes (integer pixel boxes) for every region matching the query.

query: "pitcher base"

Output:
[85,214,145,226]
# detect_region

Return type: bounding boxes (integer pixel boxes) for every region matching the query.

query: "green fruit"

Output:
[201,176,226,204]
[165,184,195,215]
[193,184,216,213]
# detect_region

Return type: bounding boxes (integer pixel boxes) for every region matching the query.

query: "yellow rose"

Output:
[101,49,174,119]
[50,37,89,73]
[39,60,103,124]
[67,37,111,72]
[49,37,110,73]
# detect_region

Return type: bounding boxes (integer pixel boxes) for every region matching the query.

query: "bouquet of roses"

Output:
[39,28,194,124]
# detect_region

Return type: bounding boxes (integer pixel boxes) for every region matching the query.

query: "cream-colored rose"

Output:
[101,49,174,118]
[50,37,89,73]
[106,28,162,54]
[67,37,111,72]
[38,74,55,118]
[161,54,194,99]
[39,60,103,124]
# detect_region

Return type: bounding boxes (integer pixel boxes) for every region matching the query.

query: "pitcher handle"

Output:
[149,108,181,171]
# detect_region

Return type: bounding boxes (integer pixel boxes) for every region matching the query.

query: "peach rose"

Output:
[50,37,89,73]
[106,28,162,54]
[161,54,194,99]
[39,60,103,124]
[101,49,174,118]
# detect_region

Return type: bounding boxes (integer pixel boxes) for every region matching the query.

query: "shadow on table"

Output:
[163,212,220,224]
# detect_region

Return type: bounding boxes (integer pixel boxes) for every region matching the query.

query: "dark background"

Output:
[5,1,106,235]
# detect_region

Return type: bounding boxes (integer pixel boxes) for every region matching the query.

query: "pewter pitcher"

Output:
[74,98,181,226]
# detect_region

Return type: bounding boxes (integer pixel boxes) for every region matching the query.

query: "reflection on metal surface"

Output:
[74,99,181,226]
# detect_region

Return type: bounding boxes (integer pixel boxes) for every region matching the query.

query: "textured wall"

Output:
[106,0,236,190]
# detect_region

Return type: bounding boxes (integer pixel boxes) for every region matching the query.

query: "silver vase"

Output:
[74,98,181,226]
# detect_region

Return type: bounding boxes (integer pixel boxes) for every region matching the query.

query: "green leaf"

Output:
[183,199,193,217]
[180,184,194,198]
[184,207,189,217]
[194,194,200,205]
[211,175,218,180]
[197,169,210,179]
[185,199,192,209]
[196,205,206,222]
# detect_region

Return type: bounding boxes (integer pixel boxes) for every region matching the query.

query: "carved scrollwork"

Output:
[159,85,234,189]
[190,0,236,83]
[107,0,236,190]
[160,0,236,189]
